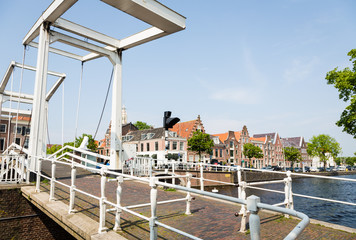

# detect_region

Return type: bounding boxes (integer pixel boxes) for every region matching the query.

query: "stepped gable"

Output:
[170,115,205,139]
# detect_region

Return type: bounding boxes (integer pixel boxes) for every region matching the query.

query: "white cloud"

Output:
[283,56,320,83]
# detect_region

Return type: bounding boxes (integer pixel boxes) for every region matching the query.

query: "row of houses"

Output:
[98,115,314,168]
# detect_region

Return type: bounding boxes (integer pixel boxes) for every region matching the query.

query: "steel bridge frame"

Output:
[22,0,186,171]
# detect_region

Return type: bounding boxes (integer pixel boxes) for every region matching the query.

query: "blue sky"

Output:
[0,0,355,156]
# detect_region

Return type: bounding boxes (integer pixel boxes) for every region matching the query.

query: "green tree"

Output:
[62,134,98,154]
[284,147,301,170]
[326,49,356,138]
[307,134,341,169]
[243,143,263,168]
[187,130,214,162]
[134,121,152,130]
[46,144,62,155]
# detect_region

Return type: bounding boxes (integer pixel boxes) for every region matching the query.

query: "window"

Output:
[24,138,29,148]
[146,143,150,151]
[169,132,177,137]
[180,142,184,150]
[0,124,6,133]
[230,150,233,157]
[220,149,222,157]
[14,126,22,134]
[173,141,177,150]
[215,149,218,157]
[167,141,170,150]
[230,141,233,148]
[15,138,21,145]
[155,142,159,151]
[123,135,133,142]
[141,143,144,152]
[0,138,4,151]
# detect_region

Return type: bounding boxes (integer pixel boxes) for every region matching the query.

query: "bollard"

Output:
[35,157,42,193]
[239,181,247,232]
[185,173,192,215]
[98,167,108,233]
[247,195,261,240]
[49,160,56,201]
[284,170,293,217]
[68,165,77,213]
[150,177,158,240]
[114,176,123,232]
[200,162,204,191]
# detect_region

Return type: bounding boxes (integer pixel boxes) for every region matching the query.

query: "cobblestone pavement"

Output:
[40,162,356,240]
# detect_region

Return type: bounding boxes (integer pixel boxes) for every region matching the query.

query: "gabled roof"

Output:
[250,136,266,143]
[170,115,204,139]
[281,137,303,148]
[253,133,277,144]
[213,131,242,143]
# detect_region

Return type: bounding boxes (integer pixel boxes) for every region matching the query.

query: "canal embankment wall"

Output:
[0,184,75,240]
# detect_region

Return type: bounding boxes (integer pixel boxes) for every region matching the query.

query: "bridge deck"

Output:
[25,162,356,239]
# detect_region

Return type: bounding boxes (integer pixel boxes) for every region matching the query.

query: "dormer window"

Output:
[169,131,177,137]
[123,135,133,142]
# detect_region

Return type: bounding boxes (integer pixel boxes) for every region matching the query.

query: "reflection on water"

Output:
[204,174,356,228]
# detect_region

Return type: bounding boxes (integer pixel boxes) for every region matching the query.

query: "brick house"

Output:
[97,122,138,156]
[210,135,227,164]
[123,127,187,164]
[249,136,266,169]
[281,136,312,167]
[253,132,284,167]
[0,116,31,153]
[170,115,210,163]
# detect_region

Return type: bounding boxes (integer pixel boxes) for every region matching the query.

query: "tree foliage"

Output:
[326,49,356,138]
[284,146,301,169]
[134,121,152,130]
[188,130,214,161]
[307,134,341,168]
[46,144,62,155]
[243,143,263,167]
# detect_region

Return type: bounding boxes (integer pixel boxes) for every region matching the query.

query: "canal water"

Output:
[205,174,356,228]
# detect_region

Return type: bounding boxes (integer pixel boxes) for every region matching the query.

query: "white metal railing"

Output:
[1,149,310,240]
[0,154,27,183]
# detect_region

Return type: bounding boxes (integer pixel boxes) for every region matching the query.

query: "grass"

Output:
[163,188,176,192]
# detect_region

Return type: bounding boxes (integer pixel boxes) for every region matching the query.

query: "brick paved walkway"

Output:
[39,162,356,240]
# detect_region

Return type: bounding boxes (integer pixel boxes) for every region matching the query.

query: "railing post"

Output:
[0,156,5,181]
[239,181,247,232]
[20,156,25,183]
[247,195,261,240]
[237,166,242,198]
[14,156,18,182]
[149,177,158,240]
[49,159,56,201]
[35,157,42,192]
[114,175,123,232]
[284,170,293,217]
[172,162,175,185]
[185,173,192,215]
[9,156,14,181]
[149,159,153,178]
[4,156,9,181]
[68,165,77,213]
[130,158,133,176]
[26,157,31,184]
[200,162,204,191]
[98,167,108,233]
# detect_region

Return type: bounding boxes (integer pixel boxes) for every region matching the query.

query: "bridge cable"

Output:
[93,67,114,140]
[6,67,15,149]
[74,61,84,148]
[13,45,27,145]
